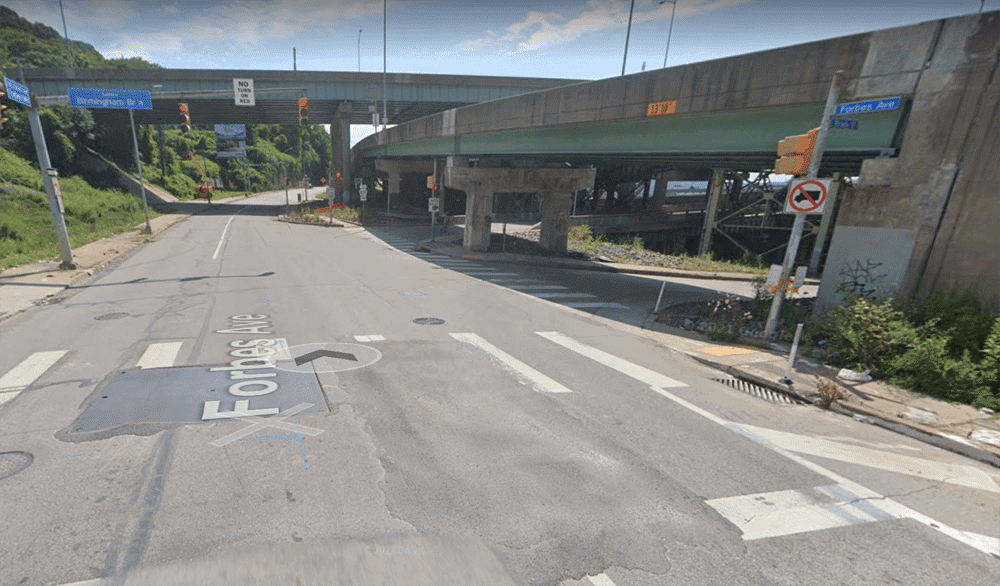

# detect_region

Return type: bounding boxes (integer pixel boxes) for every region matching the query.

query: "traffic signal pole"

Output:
[764,70,841,339]
[26,94,76,268]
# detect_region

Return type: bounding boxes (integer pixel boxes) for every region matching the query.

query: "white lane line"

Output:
[136,342,183,369]
[648,385,1000,556]
[509,285,569,291]
[212,206,250,260]
[0,391,22,407]
[0,351,67,393]
[354,335,386,342]
[707,484,897,540]
[488,278,543,284]
[588,573,617,586]
[450,333,572,394]
[463,272,520,277]
[563,302,628,309]
[536,332,686,388]
[532,292,596,299]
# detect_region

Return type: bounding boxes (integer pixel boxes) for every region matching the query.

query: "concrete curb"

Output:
[417,239,767,282]
[687,352,1000,468]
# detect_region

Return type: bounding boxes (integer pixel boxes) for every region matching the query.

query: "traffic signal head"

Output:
[178,103,191,133]
[775,127,819,176]
[426,175,436,190]
[0,83,8,132]
[298,97,309,126]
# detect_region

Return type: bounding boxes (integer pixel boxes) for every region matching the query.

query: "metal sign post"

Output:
[764,71,841,339]
[16,79,76,268]
[127,108,153,233]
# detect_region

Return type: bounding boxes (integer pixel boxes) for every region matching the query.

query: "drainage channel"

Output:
[711,377,801,405]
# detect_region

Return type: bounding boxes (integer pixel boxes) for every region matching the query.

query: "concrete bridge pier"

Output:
[445,159,595,252]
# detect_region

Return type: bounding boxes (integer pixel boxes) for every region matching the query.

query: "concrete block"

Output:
[857,159,898,186]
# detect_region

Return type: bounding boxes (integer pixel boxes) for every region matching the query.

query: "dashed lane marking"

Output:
[536,332,686,388]
[450,333,572,394]
[136,342,184,369]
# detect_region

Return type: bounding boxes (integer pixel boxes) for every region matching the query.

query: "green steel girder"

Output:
[359,103,905,174]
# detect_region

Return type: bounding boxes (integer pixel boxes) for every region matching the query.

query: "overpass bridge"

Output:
[18,68,584,195]
[354,10,1000,309]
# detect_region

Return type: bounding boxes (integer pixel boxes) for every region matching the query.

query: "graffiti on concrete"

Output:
[837,259,890,300]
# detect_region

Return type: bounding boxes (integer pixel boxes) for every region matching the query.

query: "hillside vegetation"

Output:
[1,6,334,269]
[0,147,158,269]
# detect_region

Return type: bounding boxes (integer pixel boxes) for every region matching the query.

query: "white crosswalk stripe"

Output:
[0,350,67,406]
[509,285,569,291]
[531,292,596,299]
[536,331,686,387]
[451,333,573,394]
[563,302,628,309]
[136,342,183,369]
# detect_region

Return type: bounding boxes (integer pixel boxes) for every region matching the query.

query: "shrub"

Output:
[568,224,592,241]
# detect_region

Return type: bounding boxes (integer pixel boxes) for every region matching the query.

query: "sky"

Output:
[5,0,997,145]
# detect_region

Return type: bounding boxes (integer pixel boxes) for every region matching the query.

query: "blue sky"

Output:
[5,0,996,144]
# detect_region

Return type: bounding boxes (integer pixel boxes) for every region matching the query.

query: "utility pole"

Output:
[764,70,841,338]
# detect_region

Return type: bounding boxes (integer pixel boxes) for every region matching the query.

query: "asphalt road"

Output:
[1,191,998,586]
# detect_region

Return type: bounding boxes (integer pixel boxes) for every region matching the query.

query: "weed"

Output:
[814,377,845,409]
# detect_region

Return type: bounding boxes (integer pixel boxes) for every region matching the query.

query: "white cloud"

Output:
[452,0,752,55]
[98,33,185,60]
[164,5,178,14]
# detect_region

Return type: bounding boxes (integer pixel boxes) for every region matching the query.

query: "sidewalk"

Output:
[0,193,252,321]
[419,236,1000,467]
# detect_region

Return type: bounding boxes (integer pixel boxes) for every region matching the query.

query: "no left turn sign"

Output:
[785,178,832,214]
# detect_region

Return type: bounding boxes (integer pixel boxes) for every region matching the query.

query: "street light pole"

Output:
[660,0,677,68]
[383,0,388,133]
[358,29,362,72]
[57,0,74,68]
[621,0,636,76]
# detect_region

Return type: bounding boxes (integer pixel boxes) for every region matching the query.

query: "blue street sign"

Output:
[68,87,152,110]
[835,96,900,115]
[3,77,31,106]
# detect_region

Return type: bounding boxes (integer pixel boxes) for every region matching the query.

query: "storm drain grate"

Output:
[412,317,446,325]
[95,312,129,320]
[711,377,800,405]
[0,451,33,480]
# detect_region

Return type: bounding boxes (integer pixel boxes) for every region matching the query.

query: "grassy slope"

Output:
[0,148,160,270]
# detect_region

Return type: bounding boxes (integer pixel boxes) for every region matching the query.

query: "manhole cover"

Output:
[95,312,129,320]
[412,317,446,326]
[0,451,33,480]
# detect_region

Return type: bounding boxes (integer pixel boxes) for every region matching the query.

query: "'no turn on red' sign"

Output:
[784,178,832,214]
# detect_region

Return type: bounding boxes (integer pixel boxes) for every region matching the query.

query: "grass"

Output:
[1,149,160,270]
[565,224,766,274]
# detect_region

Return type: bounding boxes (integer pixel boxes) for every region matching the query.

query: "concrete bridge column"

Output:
[538,189,572,253]
[376,159,434,212]
[699,169,726,256]
[447,161,595,253]
[463,181,495,251]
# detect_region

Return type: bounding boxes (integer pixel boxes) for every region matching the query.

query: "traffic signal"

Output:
[0,81,8,133]
[426,175,436,190]
[298,97,309,126]
[178,103,191,133]
[775,127,819,176]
